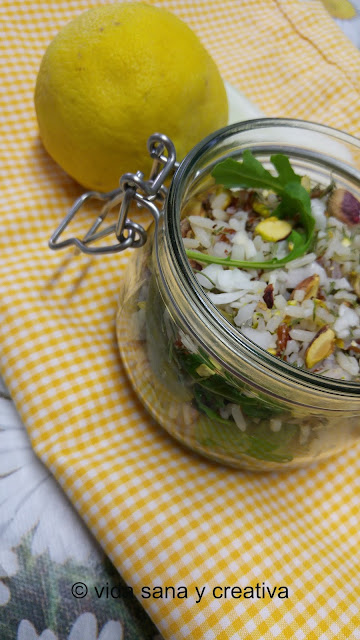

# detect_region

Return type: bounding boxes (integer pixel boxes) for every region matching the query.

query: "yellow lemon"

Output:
[34,2,228,192]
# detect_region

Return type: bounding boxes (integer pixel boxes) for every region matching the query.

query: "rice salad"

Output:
[182,153,360,382]
[117,149,360,468]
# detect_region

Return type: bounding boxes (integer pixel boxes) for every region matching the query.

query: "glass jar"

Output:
[116,119,360,471]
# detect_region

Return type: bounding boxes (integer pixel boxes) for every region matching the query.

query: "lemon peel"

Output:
[34,3,228,191]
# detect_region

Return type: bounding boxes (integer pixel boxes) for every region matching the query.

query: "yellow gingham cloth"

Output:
[2,1,360,638]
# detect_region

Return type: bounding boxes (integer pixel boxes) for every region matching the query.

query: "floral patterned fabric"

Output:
[0,380,161,639]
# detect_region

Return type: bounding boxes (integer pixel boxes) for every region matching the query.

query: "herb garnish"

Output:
[185,151,315,270]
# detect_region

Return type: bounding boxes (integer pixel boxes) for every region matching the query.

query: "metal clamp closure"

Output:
[49,133,178,255]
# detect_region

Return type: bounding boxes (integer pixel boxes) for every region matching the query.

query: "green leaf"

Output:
[174,348,297,464]
[278,182,313,226]
[175,347,284,419]
[270,154,301,186]
[186,151,316,271]
[212,151,283,191]
[198,378,283,418]
[211,151,302,194]
[193,387,233,425]
[185,229,313,269]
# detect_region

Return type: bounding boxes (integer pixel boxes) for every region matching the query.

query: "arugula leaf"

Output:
[186,228,312,269]
[193,386,234,425]
[212,152,280,190]
[175,347,284,419]
[195,378,276,418]
[185,151,315,271]
[211,151,302,191]
[172,346,297,463]
[276,182,314,242]
[212,151,300,190]
[270,153,301,185]
[186,237,306,270]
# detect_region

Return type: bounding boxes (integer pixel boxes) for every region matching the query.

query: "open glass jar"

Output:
[114,119,360,471]
[50,118,360,471]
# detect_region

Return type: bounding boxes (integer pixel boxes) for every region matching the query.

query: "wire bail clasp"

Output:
[49,133,178,255]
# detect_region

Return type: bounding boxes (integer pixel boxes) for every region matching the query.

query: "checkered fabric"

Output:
[1,1,360,638]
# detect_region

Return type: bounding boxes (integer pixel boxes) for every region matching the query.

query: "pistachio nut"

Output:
[327,188,360,226]
[290,274,320,301]
[350,273,360,299]
[305,326,336,369]
[255,216,292,242]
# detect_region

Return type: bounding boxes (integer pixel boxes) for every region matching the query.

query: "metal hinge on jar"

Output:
[49,133,178,255]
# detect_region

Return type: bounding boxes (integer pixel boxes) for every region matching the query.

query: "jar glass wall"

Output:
[117,119,360,471]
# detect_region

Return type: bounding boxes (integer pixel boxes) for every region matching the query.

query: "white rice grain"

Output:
[266,315,283,333]
[195,272,214,289]
[274,294,287,310]
[189,215,216,229]
[285,340,299,356]
[183,237,200,249]
[232,231,257,259]
[284,263,328,287]
[234,303,257,325]
[333,304,358,338]
[217,268,253,292]
[208,241,231,258]
[290,329,317,342]
[212,208,229,221]
[333,291,357,302]
[227,218,245,232]
[336,351,359,376]
[231,404,247,431]
[285,253,317,270]
[284,304,313,319]
[192,225,212,248]
[208,291,247,305]
[212,192,230,210]
[293,289,305,302]
[332,278,352,291]
[310,198,327,230]
[315,307,335,324]
[231,244,245,261]
[270,419,282,432]
[241,327,275,350]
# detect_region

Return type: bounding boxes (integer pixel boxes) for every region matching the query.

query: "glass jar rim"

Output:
[165,118,360,396]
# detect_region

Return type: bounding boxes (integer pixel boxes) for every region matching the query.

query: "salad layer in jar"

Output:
[182,152,360,381]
